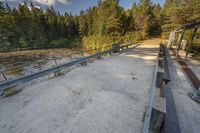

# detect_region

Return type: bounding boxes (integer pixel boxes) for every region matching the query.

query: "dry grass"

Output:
[0,48,81,58]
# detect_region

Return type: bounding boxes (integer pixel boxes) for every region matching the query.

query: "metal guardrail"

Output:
[0,45,116,82]
[163,46,181,133]
[142,48,159,133]
[0,43,139,91]
[162,45,171,84]
[142,44,171,133]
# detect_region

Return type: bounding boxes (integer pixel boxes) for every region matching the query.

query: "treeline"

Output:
[79,0,162,50]
[0,2,79,51]
[162,0,200,31]
[0,0,199,52]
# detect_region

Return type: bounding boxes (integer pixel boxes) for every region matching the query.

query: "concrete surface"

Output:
[0,44,159,133]
[168,50,200,133]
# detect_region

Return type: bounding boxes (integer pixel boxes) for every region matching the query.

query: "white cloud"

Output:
[34,0,71,5]
[1,0,71,6]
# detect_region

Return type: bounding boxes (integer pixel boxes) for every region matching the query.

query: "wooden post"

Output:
[176,29,185,58]
[185,28,198,58]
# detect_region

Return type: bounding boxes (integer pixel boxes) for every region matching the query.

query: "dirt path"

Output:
[141,37,161,45]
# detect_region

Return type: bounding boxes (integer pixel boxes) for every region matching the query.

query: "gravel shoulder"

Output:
[0,44,159,133]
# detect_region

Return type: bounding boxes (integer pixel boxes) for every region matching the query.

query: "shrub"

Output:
[49,38,72,48]
[82,35,113,52]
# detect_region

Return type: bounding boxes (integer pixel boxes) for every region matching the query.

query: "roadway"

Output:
[0,44,159,133]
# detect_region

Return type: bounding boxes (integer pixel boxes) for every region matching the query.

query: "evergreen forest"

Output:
[0,0,199,52]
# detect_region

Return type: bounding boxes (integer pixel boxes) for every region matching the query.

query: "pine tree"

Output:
[134,0,154,37]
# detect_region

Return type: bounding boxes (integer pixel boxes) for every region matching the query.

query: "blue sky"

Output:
[55,0,165,14]
[2,0,165,15]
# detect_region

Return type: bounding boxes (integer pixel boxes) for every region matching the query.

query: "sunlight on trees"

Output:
[0,0,199,52]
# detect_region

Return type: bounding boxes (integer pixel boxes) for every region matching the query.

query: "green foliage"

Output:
[161,0,200,58]
[79,0,162,50]
[1,0,199,52]
[83,35,113,52]
[0,0,167,52]
[162,0,200,31]
[18,37,28,48]
[0,2,80,52]
[49,38,73,48]
[121,31,144,43]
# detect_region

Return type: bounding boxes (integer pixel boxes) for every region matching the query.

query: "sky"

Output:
[1,0,165,15]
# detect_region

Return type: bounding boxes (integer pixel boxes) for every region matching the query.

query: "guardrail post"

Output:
[80,61,87,66]
[144,45,167,133]
[54,58,58,65]
[81,51,84,58]
[112,43,120,53]
[1,72,7,80]
[0,67,7,80]
[97,54,103,60]
[150,96,166,133]
[52,58,62,76]
[108,50,113,55]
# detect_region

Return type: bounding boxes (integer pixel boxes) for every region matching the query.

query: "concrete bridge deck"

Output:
[0,44,159,133]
